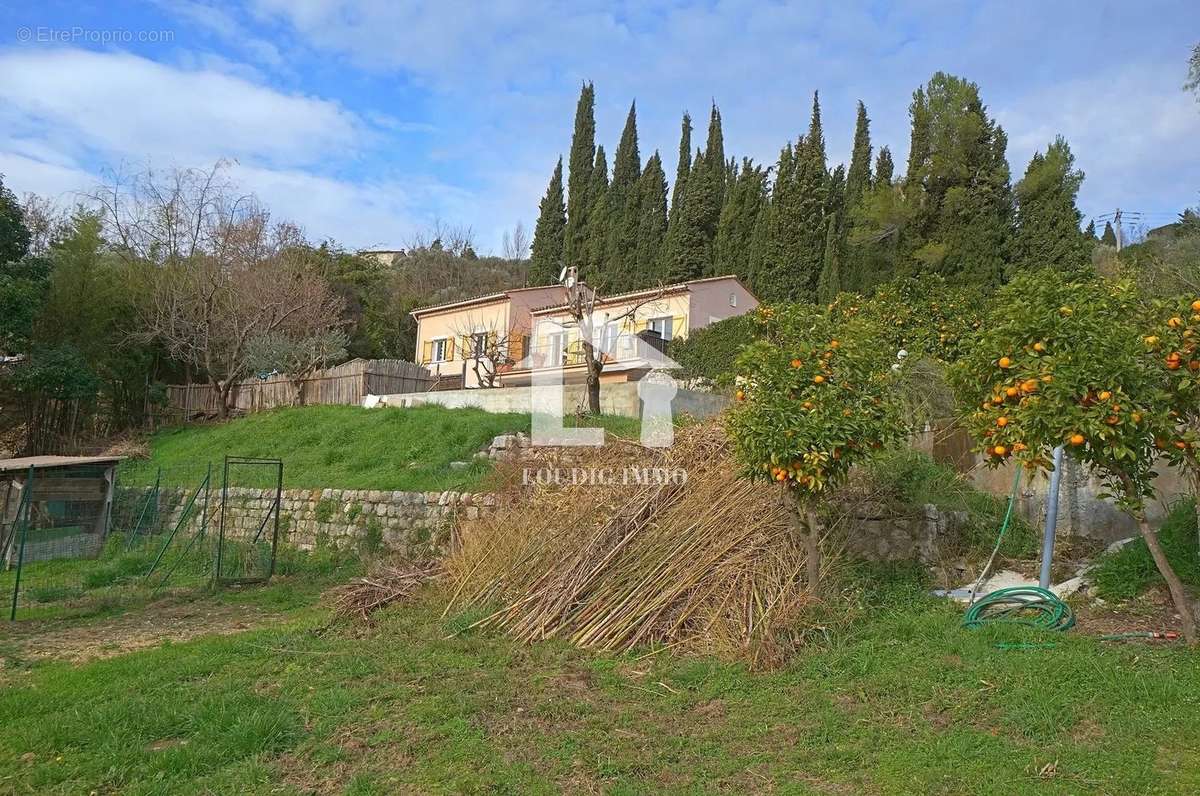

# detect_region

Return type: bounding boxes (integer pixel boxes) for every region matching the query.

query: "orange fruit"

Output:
[790,358,802,369]
[1033,341,1046,353]
[1169,316,1184,328]
[1191,300,1200,312]
[1167,358,1182,370]
[735,390,746,401]
[843,408,853,417]
[1098,390,1112,401]
[1145,335,1160,346]
[1190,361,1200,372]
[998,356,1013,368]
[813,375,826,384]
[996,416,1009,427]
[1013,442,1028,452]
[1069,433,1085,446]
[1106,415,1119,425]
[1132,412,1142,423]
[1041,374,1053,383]
[1020,379,1039,394]
[1176,440,1189,451]
[830,340,840,349]
[992,445,1008,457]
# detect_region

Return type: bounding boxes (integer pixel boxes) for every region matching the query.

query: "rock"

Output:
[449,461,469,470]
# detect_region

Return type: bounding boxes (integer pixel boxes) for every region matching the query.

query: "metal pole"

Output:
[216,456,229,583]
[268,460,283,580]
[1039,445,1065,589]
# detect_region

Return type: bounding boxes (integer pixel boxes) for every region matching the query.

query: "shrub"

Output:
[1091,500,1200,601]
[667,313,759,386]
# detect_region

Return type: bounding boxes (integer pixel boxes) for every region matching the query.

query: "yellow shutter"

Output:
[421,341,432,363]
[672,315,686,339]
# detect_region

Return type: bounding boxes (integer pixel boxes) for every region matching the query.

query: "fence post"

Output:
[215,456,229,582]
[9,467,34,621]
[268,461,283,579]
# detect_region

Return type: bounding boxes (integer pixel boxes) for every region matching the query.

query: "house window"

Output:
[602,322,621,355]
[648,316,674,341]
[729,292,737,308]
[471,331,487,357]
[547,331,567,365]
[431,337,449,362]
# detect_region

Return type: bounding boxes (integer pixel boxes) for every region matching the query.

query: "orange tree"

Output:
[948,269,1198,642]
[727,303,908,589]
[829,274,984,363]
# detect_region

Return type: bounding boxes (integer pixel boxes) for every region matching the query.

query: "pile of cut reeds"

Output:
[444,422,819,668]
[328,560,439,624]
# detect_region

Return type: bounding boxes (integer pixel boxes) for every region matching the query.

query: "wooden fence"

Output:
[167,359,434,418]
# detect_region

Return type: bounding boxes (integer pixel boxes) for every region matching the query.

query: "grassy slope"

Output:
[1091,499,1200,600]
[122,405,638,492]
[1,579,1198,794]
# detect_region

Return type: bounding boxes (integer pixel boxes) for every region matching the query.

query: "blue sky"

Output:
[1,1,1197,254]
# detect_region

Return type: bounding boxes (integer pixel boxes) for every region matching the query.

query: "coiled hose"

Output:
[961,468,1075,635]
[962,585,1076,632]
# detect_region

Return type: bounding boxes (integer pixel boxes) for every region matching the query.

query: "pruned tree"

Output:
[245,328,349,405]
[449,317,523,389]
[560,267,665,415]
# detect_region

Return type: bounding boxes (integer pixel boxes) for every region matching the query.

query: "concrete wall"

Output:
[970,456,1189,544]
[374,381,730,420]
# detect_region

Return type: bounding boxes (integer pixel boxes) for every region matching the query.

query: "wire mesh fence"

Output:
[4,457,282,621]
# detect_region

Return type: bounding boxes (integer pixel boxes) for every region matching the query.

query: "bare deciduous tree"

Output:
[97,162,346,416]
[449,317,522,388]
[19,193,68,256]
[501,221,529,261]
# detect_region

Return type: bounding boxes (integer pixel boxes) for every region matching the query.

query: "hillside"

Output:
[121,405,531,492]
[120,404,642,492]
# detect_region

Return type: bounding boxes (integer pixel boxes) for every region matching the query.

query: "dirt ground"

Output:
[1072,585,1187,639]
[0,598,281,669]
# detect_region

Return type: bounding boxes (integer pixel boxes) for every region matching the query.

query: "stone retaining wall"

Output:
[114,486,498,556]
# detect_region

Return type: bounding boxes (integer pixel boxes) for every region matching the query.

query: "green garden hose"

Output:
[962,585,1076,632]
[961,468,1076,635]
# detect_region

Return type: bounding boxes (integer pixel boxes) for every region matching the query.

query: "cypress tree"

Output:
[528,157,566,285]
[844,101,873,209]
[1011,136,1090,275]
[703,103,727,212]
[604,102,642,290]
[1084,219,1097,240]
[633,152,668,285]
[564,82,596,270]
[790,91,829,296]
[583,145,609,281]
[714,158,767,281]
[817,214,841,305]
[1101,221,1117,247]
[660,112,693,275]
[664,152,715,283]
[874,147,894,186]
[759,142,801,303]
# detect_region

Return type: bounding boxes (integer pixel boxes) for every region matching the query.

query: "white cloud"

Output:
[0,48,361,168]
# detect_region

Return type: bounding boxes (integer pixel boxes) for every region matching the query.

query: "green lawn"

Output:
[122,405,643,492]
[2,574,1197,794]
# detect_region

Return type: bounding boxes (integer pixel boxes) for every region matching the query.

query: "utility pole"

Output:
[1114,208,1123,251]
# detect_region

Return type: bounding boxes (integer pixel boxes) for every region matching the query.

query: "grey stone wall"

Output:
[115,486,498,556]
[839,503,971,564]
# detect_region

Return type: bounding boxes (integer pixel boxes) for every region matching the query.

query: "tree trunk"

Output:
[805,510,822,591]
[582,341,602,415]
[215,379,232,418]
[782,488,822,592]
[1136,514,1198,644]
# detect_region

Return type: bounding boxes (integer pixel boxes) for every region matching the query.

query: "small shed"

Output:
[0,455,123,566]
